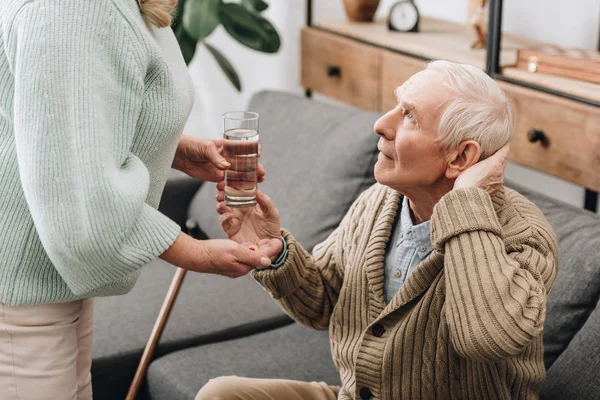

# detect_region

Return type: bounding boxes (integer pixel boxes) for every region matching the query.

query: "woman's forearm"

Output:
[159,231,203,271]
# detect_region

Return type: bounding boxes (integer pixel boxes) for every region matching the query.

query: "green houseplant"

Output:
[172,0,281,91]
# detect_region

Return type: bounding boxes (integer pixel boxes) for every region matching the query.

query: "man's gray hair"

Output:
[427,60,514,160]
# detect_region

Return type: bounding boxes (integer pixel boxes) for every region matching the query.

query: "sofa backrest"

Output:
[540,299,600,399]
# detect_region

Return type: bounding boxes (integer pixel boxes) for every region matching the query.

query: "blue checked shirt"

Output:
[383,196,433,304]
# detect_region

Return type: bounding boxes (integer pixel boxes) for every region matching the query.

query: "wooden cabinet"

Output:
[500,82,600,191]
[301,28,429,113]
[301,29,381,111]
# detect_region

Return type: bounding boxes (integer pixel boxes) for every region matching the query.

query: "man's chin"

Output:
[373,164,389,186]
[374,164,404,189]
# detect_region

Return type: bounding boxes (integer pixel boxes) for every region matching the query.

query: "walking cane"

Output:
[125,219,202,400]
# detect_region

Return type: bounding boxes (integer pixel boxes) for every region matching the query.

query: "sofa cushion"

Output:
[91,259,292,400]
[506,181,600,369]
[540,299,600,399]
[189,90,381,252]
[146,323,340,400]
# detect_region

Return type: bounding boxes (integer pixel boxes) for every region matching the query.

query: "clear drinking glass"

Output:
[223,111,259,208]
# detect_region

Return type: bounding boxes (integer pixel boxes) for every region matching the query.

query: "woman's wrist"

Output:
[159,231,204,271]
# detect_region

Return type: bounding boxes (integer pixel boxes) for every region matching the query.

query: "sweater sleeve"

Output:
[8,1,180,295]
[431,187,558,362]
[251,228,344,331]
[250,189,371,331]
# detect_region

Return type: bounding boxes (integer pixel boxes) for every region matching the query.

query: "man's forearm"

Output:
[252,230,343,331]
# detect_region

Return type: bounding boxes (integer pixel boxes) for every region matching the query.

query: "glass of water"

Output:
[223,111,259,208]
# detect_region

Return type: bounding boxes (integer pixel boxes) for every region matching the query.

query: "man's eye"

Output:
[406,112,415,121]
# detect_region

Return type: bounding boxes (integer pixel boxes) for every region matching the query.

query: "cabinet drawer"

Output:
[499,82,600,191]
[381,51,427,112]
[301,28,381,111]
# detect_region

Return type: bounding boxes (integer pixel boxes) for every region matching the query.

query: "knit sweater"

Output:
[253,184,559,400]
[0,0,194,305]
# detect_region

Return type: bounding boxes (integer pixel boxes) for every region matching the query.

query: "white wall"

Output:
[184,0,600,212]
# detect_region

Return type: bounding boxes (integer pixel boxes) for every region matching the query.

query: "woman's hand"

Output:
[193,239,277,277]
[160,233,278,278]
[173,135,265,183]
[453,144,509,194]
[216,183,282,258]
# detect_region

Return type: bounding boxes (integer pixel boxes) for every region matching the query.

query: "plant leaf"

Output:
[183,0,221,42]
[242,0,268,13]
[175,23,198,65]
[204,42,242,91]
[220,3,280,53]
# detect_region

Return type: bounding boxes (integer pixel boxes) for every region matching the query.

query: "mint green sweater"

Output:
[0,0,195,305]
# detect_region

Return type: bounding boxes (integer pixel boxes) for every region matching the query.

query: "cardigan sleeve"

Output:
[251,227,343,331]
[251,187,374,331]
[432,187,558,362]
[8,0,180,295]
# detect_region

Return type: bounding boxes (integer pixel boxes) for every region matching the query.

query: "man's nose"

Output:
[374,112,396,140]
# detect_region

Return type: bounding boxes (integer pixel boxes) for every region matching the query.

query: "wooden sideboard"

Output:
[300,19,600,193]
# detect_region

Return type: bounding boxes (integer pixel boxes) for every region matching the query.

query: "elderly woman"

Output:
[199,61,559,400]
[0,1,276,398]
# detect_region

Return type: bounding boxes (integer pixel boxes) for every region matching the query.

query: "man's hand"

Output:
[216,184,283,259]
[453,144,509,194]
[173,135,265,183]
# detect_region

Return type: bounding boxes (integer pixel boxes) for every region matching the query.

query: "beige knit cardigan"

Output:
[253,184,558,400]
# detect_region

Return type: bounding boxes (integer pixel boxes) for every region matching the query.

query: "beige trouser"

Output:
[0,298,94,400]
[195,376,340,400]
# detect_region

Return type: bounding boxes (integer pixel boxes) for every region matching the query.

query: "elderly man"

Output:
[198,61,559,400]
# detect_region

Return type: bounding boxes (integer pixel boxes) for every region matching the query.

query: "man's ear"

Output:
[445,141,481,179]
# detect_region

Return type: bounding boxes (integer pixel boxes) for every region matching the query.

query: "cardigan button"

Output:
[359,387,373,400]
[372,324,385,337]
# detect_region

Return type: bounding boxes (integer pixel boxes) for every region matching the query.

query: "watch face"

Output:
[390,2,418,31]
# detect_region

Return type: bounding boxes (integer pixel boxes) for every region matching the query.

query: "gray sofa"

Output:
[91,91,600,400]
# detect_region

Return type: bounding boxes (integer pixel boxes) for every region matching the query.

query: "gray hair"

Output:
[427,60,514,160]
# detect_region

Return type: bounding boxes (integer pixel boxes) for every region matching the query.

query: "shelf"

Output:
[315,18,541,71]
[500,67,600,103]
[315,18,599,105]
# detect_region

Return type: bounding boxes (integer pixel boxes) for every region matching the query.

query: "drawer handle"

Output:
[327,65,341,77]
[527,129,549,147]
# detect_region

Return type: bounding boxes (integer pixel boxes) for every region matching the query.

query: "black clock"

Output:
[388,0,420,33]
